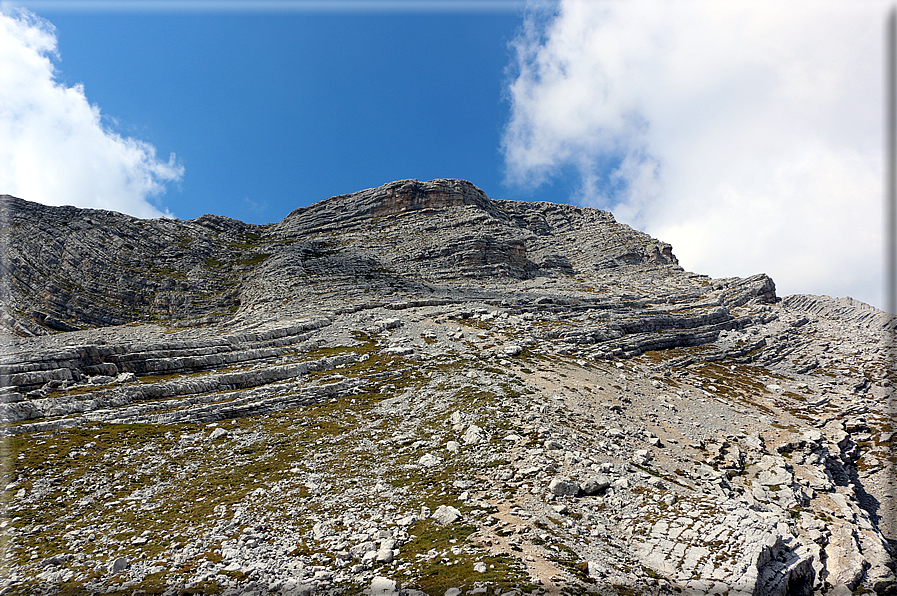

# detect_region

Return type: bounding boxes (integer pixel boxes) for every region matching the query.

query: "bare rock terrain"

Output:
[0,179,893,596]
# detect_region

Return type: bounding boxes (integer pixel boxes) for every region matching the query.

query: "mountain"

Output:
[0,179,893,596]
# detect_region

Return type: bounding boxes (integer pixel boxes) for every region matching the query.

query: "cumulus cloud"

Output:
[503,0,886,308]
[0,9,182,219]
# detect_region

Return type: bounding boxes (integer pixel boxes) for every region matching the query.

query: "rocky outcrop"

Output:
[1,179,681,336]
[0,179,893,596]
[0,195,255,334]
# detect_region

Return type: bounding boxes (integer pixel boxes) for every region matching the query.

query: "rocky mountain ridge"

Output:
[0,179,893,596]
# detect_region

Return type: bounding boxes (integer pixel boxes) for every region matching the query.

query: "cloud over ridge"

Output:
[0,9,182,219]
[503,0,885,308]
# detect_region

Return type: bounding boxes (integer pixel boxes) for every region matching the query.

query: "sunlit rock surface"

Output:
[0,179,893,595]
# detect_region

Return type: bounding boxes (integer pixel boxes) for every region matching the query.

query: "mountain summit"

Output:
[2,178,686,335]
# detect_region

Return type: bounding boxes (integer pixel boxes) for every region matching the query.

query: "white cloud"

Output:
[0,9,182,219]
[503,0,887,309]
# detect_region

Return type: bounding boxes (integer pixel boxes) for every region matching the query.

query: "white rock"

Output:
[757,455,778,470]
[613,477,629,489]
[431,505,462,525]
[282,580,316,596]
[376,547,394,563]
[397,515,417,526]
[418,453,442,467]
[462,424,484,445]
[312,521,332,538]
[209,427,229,441]
[445,441,461,453]
[473,562,487,573]
[369,576,399,596]
[758,467,791,486]
[632,449,651,466]
[350,541,378,559]
[383,346,415,356]
[115,372,137,383]
[372,319,402,331]
[502,344,522,356]
[802,429,823,444]
[581,475,611,495]
[379,538,396,551]
[587,561,608,579]
[362,550,379,563]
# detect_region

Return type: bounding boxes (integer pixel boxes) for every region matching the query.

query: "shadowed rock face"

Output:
[1,179,893,596]
[0,196,254,334]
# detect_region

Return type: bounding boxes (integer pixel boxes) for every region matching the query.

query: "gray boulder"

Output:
[548,477,580,497]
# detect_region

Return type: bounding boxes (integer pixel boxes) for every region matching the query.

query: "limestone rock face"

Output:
[1,179,680,335]
[0,179,894,596]
[0,196,254,334]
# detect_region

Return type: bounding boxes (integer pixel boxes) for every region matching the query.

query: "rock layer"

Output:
[0,179,893,596]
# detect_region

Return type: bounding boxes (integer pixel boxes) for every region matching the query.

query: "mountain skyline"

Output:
[0,0,888,309]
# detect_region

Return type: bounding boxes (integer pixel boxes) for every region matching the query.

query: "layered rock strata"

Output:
[0,179,893,596]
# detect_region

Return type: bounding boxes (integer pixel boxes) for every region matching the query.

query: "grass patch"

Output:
[401,519,531,596]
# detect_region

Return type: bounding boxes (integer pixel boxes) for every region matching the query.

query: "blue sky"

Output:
[0,1,889,309]
[33,8,536,224]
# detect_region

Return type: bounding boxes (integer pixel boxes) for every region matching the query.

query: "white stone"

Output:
[462,424,484,445]
[802,429,823,444]
[115,372,137,383]
[375,547,394,563]
[362,550,379,563]
[397,515,417,526]
[350,541,377,559]
[369,576,399,596]
[418,453,443,467]
[383,346,415,356]
[502,344,522,356]
[431,505,462,525]
[757,467,791,486]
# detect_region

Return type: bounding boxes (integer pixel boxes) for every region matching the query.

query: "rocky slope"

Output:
[0,179,893,596]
